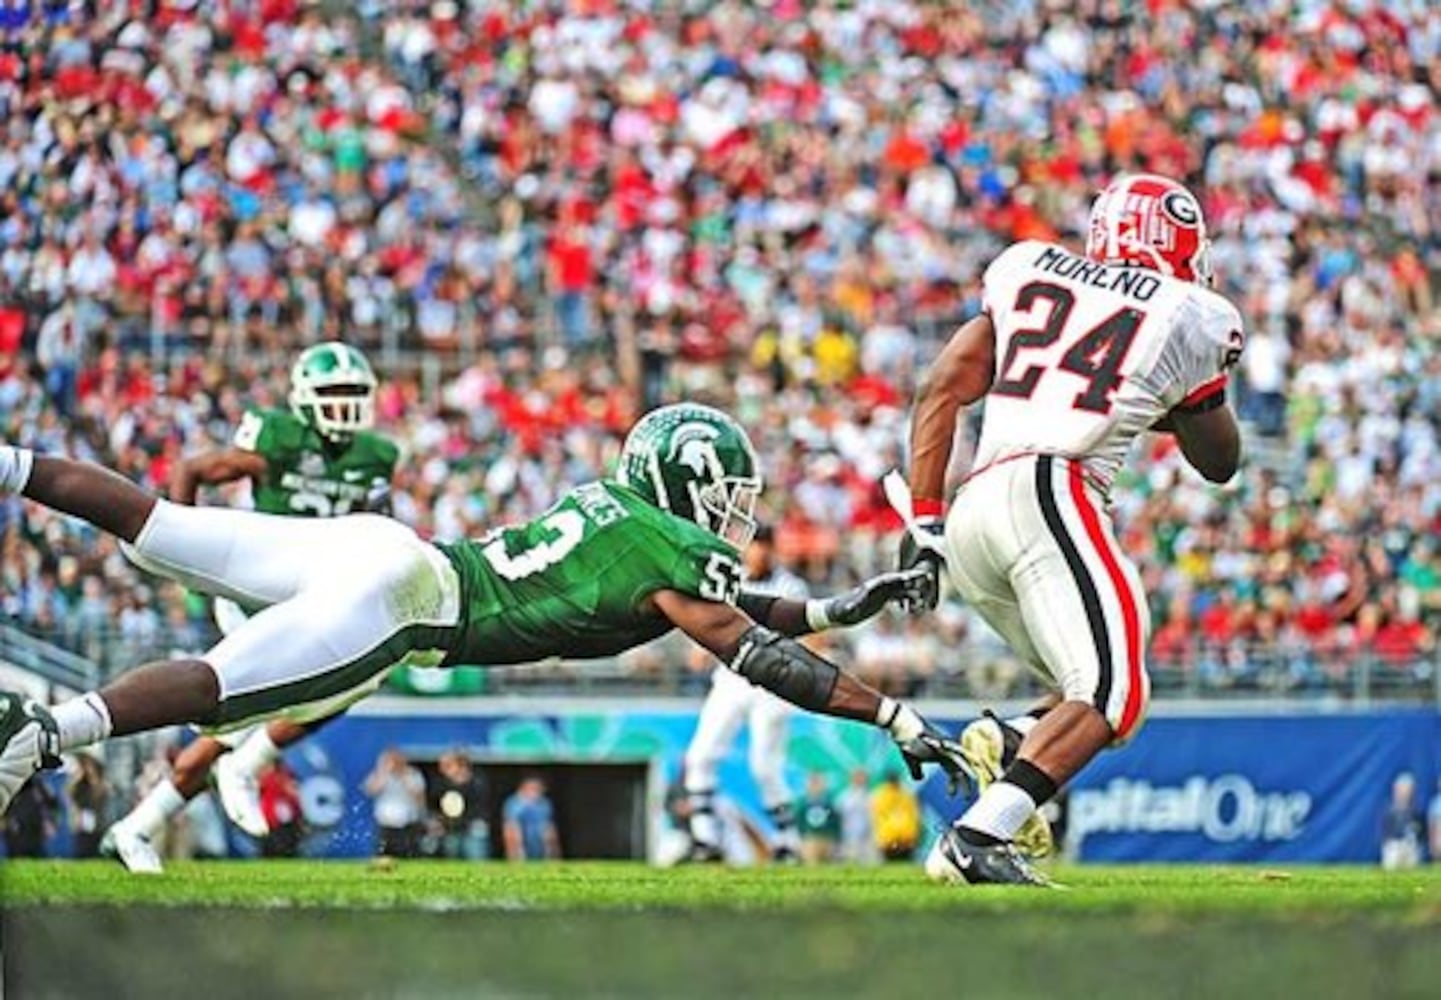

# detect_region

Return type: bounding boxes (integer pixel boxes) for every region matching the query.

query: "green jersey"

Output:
[232,408,399,518]
[437,481,743,665]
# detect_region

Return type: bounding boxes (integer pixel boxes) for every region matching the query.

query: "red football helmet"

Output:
[1085,173,1213,286]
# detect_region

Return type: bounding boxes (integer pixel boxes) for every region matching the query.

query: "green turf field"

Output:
[5,861,1440,999]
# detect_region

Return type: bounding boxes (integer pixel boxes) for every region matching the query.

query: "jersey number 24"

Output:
[991,281,1142,415]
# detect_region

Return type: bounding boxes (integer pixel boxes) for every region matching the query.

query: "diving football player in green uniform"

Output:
[0,404,975,829]
[104,343,398,873]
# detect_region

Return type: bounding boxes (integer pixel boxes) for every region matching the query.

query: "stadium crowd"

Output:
[1,0,1439,698]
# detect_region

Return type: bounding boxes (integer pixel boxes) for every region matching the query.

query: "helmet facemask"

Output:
[690,475,761,550]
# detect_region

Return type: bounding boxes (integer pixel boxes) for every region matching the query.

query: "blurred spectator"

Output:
[364,747,426,859]
[796,772,840,865]
[836,769,878,865]
[65,753,110,858]
[0,1,1437,707]
[503,775,560,862]
[869,772,920,863]
[259,760,304,858]
[3,776,57,858]
[429,749,490,860]
[1381,772,1425,870]
[1429,778,1441,865]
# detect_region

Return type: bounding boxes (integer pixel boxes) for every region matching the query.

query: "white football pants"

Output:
[122,501,460,732]
[944,454,1151,742]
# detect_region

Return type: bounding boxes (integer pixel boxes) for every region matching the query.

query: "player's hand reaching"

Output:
[819,568,934,628]
[894,722,975,797]
[897,519,946,614]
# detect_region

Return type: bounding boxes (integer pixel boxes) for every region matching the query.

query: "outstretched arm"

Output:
[653,589,975,792]
[171,448,268,505]
[736,568,932,637]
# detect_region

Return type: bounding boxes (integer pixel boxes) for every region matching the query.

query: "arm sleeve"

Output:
[665,537,743,606]
[1175,295,1245,414]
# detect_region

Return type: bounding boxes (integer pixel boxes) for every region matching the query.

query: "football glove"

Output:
[897,518,945,614]
[818,568,933,628]
[894,722,975,797]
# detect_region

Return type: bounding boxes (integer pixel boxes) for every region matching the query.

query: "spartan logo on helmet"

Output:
[289,342,378,441]
[617,404,762,550]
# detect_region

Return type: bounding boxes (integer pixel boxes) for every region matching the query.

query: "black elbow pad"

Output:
[727,625,839,712]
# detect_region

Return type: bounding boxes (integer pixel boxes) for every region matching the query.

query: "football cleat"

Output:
[0,693,60,816]
[100,823,165,875]
[215,751,271,838]
[924,827,1054,888]
[959,711,1054,858]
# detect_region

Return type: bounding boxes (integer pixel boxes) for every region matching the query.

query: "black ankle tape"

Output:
[1003,758,1059,806]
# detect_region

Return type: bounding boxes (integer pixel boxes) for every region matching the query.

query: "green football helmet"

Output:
[617,403,763,550]
[289,342,378,441]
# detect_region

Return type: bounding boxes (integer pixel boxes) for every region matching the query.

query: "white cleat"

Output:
[215,752,270,838]
[100,824,164,875]
[0,693,60,816]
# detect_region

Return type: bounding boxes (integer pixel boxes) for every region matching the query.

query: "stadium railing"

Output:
[0,624,102,695]
[9,624,1439,706]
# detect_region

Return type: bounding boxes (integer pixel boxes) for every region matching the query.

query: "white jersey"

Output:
[976,240,1245,491]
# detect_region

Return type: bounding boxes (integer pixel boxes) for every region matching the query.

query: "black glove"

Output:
[819,568,933,628]
[363,478,394,516]
[897,518,946,614]
[894,722,975,797]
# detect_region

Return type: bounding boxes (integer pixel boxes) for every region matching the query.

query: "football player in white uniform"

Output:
[900,174,1244,886]
[683,524,810,862]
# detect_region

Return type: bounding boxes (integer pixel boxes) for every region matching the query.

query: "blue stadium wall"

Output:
[272,701,1439,865]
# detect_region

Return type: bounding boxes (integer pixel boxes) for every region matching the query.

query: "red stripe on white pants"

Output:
[1066,462,1144,739]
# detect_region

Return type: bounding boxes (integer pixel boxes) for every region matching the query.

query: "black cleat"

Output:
[770,845,800,865]
[924,827,1054,887]
[0,693,60,816]
[683,841,725,864]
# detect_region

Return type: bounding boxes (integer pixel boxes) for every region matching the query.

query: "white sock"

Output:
[52,693,112,751]
[0,446,34,494]
[1005,715,1040,739]
[877,698,925,742]
[122,779,188,839]
[228,725,282,775]
[958,781,1036,842]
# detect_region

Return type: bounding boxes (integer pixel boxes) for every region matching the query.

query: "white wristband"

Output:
[804,599,833,632]
[0,446,34,494]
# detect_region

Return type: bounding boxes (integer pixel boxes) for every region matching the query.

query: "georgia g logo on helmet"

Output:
[1086,173,1214,287]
